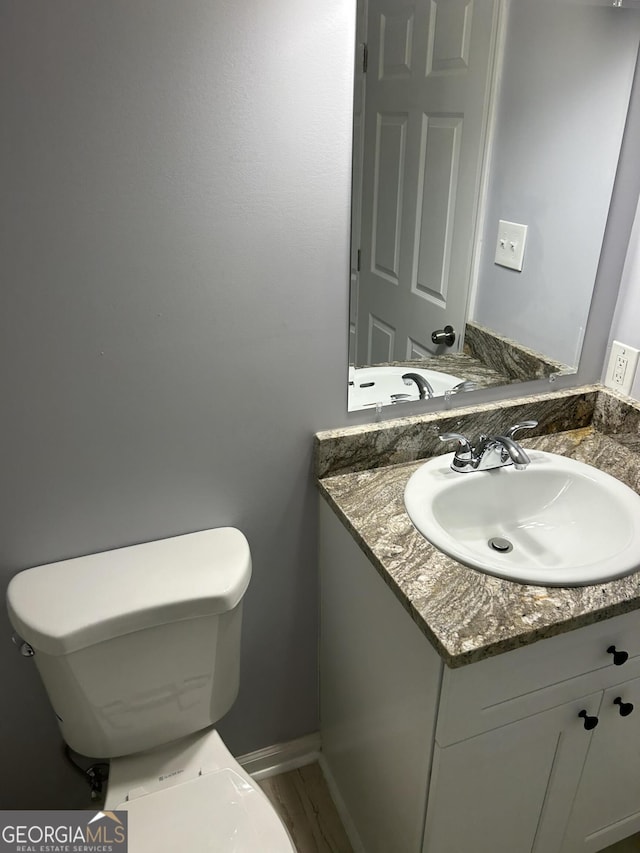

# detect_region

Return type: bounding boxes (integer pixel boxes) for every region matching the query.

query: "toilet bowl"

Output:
[105,729,295,852]
[7,528,296,852]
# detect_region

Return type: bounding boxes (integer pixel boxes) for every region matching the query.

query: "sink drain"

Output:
[488,537,513,553]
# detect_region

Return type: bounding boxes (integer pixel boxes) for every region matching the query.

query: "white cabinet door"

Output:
[561,675,640,853]
[423,693,600,853]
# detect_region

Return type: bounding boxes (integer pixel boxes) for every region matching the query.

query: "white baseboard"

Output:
[318,754,366,853]
[237,732,322,781]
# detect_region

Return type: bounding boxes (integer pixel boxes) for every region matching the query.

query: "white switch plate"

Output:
[494,220,528,271]
[605,340,640,395]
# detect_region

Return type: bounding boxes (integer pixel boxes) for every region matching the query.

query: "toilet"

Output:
[6,528,296,852]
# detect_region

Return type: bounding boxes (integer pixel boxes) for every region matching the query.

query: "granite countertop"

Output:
[319,426,640,668]
[389,352,509,391]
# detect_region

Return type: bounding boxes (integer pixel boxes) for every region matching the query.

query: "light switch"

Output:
[494,220,528,271]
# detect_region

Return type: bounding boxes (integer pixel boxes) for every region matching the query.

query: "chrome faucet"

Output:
[438,420,538,472]
[443,380,477,407]
[449,380,478,395]
[402,373,434,400]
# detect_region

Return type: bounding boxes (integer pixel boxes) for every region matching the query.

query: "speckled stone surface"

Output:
[358,322,572,410]
[464,321,571,381]
[316,386,640,667]
[316,385,599,478]
[386,351,508,392]
[594,387,640,447]
[319,428,640,668]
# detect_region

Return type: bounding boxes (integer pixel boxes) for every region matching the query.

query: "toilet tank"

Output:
[7,528,251,759]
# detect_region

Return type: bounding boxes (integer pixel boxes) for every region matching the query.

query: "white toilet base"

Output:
[105,728,296,852]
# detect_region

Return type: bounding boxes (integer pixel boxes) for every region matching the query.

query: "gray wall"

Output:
[608,199,640,400]
[0,0,354,807]
[2,0,639,812]
[472,0,640,367]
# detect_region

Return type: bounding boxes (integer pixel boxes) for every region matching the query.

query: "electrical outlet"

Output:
[605,340,640,395]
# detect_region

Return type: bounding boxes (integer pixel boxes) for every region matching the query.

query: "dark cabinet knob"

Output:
[607,645,629,666]
[578,710,599,730]
[613,697,634,717]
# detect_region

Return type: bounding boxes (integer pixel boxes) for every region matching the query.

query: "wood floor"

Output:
[259,763,354,853]
[259,762,640,853]
[604,836,640,853]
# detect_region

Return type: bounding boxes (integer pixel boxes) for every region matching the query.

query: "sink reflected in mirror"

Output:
[404,451,640,587]
[348,365,465,410]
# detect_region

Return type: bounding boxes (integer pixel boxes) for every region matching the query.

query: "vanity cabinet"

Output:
[425,660,640,853]
[561,675,640,852]
[319,498,640,853]
[423,694,597,853]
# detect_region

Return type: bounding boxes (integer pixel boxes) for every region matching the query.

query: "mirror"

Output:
[348,0,640,411]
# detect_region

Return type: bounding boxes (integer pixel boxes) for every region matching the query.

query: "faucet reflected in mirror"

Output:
[347,0,640,411]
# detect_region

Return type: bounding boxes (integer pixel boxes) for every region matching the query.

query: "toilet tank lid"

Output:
[7,528,252,656]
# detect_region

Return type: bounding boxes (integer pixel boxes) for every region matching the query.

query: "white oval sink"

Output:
[348,366,464,410]
[404,451,640,587]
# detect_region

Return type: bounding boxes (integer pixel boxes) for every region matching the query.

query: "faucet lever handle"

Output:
[439,432,472,456]
[506,420,538,439]
[449,380,478,394]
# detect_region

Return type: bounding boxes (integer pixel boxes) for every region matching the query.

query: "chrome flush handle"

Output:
[11,633,34,657]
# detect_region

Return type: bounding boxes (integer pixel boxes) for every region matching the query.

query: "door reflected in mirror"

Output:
[348,0,640,410]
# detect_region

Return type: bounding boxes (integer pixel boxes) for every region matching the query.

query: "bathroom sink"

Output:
[404,451,640,587]
[348,366,464,410]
